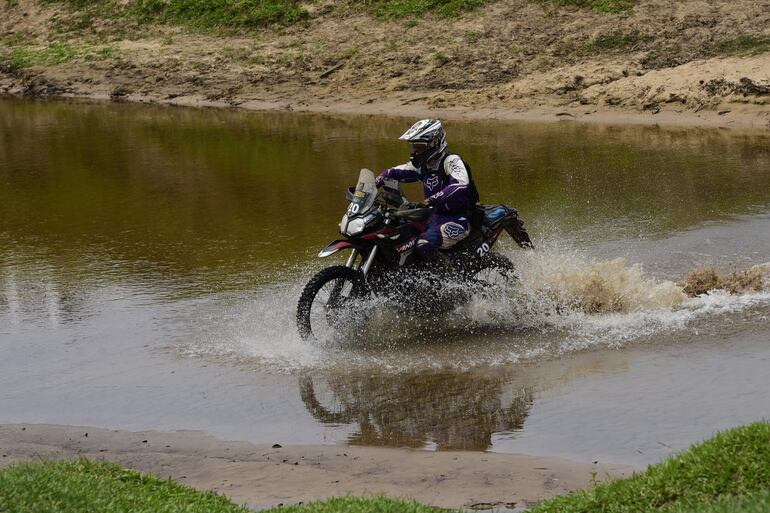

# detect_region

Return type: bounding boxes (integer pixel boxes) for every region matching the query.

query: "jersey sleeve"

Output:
[377,161,421,184]
[427,154,471,212]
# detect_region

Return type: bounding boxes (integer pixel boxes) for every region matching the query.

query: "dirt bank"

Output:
[1,0,769,127]
[0,424,632,510]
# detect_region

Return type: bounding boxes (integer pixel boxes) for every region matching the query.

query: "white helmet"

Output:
[399,119,447,169]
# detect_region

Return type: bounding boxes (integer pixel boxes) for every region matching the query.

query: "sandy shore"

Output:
[2,0,769,129]
[0,423,632,510]
[12,88,764,130]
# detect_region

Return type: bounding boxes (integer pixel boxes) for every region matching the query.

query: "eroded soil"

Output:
[1,0,769,126]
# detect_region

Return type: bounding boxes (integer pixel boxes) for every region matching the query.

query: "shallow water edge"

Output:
[3,92,770,130]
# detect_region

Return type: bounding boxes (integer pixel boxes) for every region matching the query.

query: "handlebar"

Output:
[387,206,434,221]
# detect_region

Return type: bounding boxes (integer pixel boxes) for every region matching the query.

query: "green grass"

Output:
[128,0,309,29]
[531,421,770,513]
[0,458,250,513]
[671,490,770,513]
[534,0,634,14]
[353,0,491,19]
[714,35,770,56]
[3,42,116,68]
[43,0,493,28]
[0,459,446,513]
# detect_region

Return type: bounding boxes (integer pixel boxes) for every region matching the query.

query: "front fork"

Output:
[345,249,359,268]
[344,218,388,275]
[361,247,378,277]
[344,247,379,279]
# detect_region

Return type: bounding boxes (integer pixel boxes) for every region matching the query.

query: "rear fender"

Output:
[492,204,534,249]
[318,240,361,258]
[504,217,534,249]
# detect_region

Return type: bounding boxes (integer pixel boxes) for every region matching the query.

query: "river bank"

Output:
[0,424,631,510]
[1,91,770,512]
[1,0,769,128]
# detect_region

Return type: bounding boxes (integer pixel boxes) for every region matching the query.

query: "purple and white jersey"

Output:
[378,153,473,214]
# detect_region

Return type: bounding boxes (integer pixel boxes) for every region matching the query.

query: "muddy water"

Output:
[1,98,770,467]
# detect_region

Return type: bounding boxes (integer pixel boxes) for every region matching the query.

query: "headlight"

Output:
[346,217,366,236]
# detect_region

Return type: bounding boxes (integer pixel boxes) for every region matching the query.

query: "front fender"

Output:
[318,240,361,258]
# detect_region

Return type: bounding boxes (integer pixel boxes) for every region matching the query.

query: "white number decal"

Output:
[349,203,360,214]
[476,242,490,257]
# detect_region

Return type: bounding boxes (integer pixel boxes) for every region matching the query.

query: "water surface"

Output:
[2,98,770,466]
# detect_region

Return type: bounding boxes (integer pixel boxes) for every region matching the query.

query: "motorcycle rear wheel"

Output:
[297,265,366,341]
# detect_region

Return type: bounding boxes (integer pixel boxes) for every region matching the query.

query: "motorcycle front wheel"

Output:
[296,265,366,341]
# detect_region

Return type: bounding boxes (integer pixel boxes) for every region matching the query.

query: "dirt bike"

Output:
[296,169,533,341]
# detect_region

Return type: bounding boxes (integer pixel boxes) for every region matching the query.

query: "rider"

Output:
[375,119,479,262]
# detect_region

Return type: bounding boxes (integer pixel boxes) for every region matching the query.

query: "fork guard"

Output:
[318,240,363,258]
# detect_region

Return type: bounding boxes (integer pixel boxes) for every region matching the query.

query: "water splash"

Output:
[463,249,770,347]
[522,255,686,313]
[681,263,770,297]
[177,248,770,373]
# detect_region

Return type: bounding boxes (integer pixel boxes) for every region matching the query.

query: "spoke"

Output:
[307,275,360,340]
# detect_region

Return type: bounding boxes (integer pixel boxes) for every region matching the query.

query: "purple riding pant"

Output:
[416,214,470,260]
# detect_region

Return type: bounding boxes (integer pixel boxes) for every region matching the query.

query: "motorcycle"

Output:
[296,169,533,341]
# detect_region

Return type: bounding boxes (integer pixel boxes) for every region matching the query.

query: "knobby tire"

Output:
[296,265,365,341]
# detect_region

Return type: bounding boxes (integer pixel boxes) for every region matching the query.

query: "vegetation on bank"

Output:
[36,0,637,31]
[3,0,765,70]
[715,35,770,56]
[0,458,444,513]
[39,0,493,29]
[355,0,490,19]
[5,42,115,68]
[669,491,770,513]
[128,0,309,29]
[534,0,634,14]
[2,423,769,513]
[531,421,770,513]
[0,458,250,513]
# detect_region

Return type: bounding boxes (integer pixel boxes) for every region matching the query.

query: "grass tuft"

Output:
[128,0,310,28]
[531,421,770,513]
[0,458,250,513]
[355,0,491,19]
[0,459,445,513]
[38,0,497,28]
[714,35,770,56]
[3,42,116,68]
[669,490,770,513]
[533,0,634,14]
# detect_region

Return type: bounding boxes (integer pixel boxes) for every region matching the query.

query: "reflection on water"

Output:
[2,98,770,300]
[2,98,770,459]
[0,261,92,329]
[291,350,638,452]
[300,369,533,450]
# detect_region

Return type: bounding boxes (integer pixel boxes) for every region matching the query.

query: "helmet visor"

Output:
[409,142,429,156]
